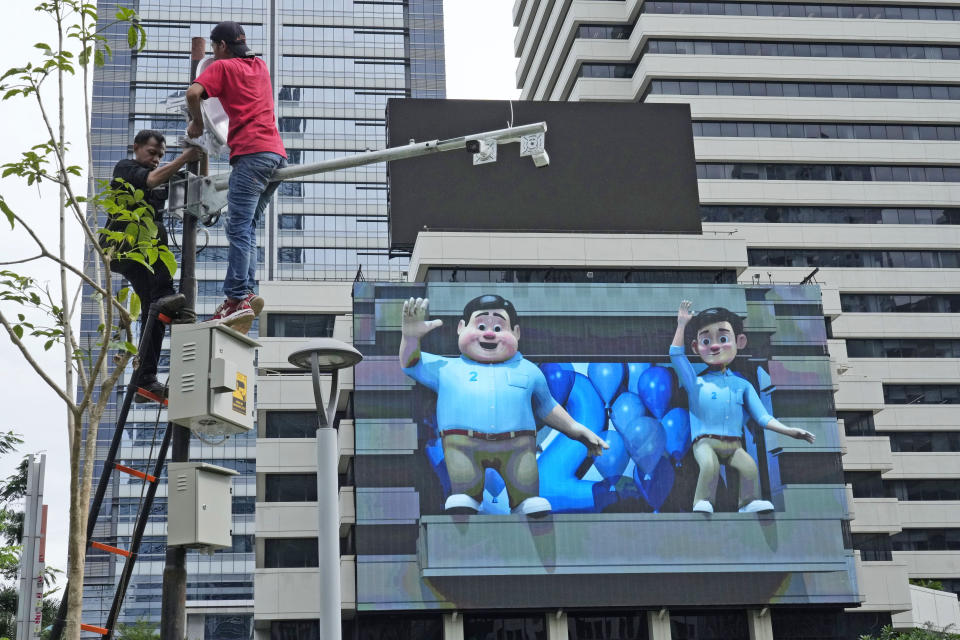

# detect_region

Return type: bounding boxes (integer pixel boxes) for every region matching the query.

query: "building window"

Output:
[840,293,960,313]
[701,206,960,225]
[883,385,960,404]
[577,24,634,39]
[642,1,960,20]
[887,479,960,500]
[569,613,650,640]
[837,411,875,436]
[271,620,319,640]
[698,162,960,182]
[891,529,960,551]
[846,338,960,358]
[578,63,638,78]
[356,615,443,640]
[670,613,748,640]
[464,616,546,640]
[845,471,885,498]
[265,474,318,502]
[265,411,317,438]
[263,538,319,568]
[266,313,337,338]
[693,121,960,142]
[204,614,252,640]
[887,431,960,452]
[645,79,960,100]
[852,533,894,561]
[748,249,960,269]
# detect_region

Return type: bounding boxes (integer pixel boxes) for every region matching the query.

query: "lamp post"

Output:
[288,339,363,640]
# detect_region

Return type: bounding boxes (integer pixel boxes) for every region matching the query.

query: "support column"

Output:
[647,609,672,640]
[443,612,464,640]
[546,611,568,640]
[747,609,774,640]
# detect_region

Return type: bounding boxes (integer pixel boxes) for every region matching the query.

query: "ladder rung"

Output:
[134,387,168,406]
[90,541,131,558]
[114,463,156,483]
[80,624,109,635]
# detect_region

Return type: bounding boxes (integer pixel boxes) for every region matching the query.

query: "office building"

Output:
[82,1,445,637]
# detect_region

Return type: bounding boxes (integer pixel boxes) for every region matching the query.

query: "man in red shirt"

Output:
[186,21,287,334]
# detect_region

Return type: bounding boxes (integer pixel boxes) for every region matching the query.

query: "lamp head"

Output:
[288,338,363,372]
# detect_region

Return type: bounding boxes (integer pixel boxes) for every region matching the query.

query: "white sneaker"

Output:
[444,493,481,514]
[511,496,552,516]
[738,499,775,513]
[692,500,714,513]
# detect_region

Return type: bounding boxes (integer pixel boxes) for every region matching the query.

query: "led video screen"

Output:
[352,282,858,611]
[385,99,702,251]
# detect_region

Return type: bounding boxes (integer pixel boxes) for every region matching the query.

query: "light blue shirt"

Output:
[669,345,774,441]
[403,352,558,434]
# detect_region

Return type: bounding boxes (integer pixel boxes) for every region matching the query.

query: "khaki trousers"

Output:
[442,434,538,509]
[692,437,759,509]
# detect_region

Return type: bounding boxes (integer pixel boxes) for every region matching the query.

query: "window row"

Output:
[266,313,337,338]
[846,339,960,358]
[883,384,960,404]
[838,411,876,437]
[702,206,960,225]
[646,79,960,100]
[697,163,960,182]
[278,214,387,232]
[278,85,407,106]
[579,63,637,79]
[423,268,737,284]
[195,247,265,263]
[279,25,406,48]
[888,431,960,452]
[692,120,960,141]
[265,474,318,502]
[264,409,352,438]
[576,24,633,39]
[641,1,960,21]
[748,249,960,269]
[278,181,387,200]
[646,39,960,60]
[840,293,960,313]
[277,117,384,136]
[888,480,960,501]
[892,529,960,551]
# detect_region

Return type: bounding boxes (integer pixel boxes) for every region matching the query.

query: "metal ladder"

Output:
[51,304,177,640]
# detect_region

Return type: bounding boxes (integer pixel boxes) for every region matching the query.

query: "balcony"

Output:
[843,436,894,472]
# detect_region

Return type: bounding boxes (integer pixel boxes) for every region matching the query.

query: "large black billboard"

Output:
[352,282,858,611]
[386,100,702,251]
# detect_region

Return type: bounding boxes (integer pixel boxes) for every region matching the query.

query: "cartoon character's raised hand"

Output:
[790,428,816,444]
[402,297,444,339]
[677,300,694,327]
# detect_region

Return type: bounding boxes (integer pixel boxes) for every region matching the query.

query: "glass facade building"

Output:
[82,0,444,635]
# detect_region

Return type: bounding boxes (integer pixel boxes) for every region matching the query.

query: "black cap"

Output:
[210,21,253,57]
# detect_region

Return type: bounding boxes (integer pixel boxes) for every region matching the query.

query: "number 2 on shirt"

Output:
[469,371,478,382]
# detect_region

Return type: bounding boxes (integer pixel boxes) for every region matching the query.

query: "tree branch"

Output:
[0,309,76,411]
[0,255,44,266]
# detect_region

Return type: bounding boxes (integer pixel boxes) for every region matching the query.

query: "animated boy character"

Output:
[670,300,816,514]
[399,294,608,516]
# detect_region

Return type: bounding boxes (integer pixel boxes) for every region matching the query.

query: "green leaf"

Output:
[129,292,141,319]
[12,325,22,340]
[127,26,137,49]
[43,339,54,351]
[157,247,178,278]
[122,341,138,354]
[124,252,153,273]
[94,49,105,67]
[117,286,129,304]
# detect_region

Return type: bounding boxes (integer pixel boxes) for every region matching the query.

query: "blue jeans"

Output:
[223,152,286,300]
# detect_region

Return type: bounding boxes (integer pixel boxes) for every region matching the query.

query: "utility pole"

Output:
[159,36,205,640]
[16,454,46,640]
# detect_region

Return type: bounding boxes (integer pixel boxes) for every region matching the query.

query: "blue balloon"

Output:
[593,430,629,482]
[588,362,625,407]
[484,467,506,498]
[633,455,675,512]
[637,366,673,419]
[617,415,666,480]
[538,374,604,512]
[541,363,576,405]
[610,391,646,433]
[627,363,651,396]
[661,407,691,462]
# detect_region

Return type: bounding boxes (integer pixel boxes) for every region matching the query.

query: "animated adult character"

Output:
[670,300,815,514]
[400,295,608,516]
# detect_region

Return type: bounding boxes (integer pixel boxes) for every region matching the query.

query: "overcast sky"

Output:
[0,1,518,586]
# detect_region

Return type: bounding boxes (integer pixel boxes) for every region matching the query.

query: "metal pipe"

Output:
[209,121,548,190]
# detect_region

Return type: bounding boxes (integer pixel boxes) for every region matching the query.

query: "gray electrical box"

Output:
[167,462,237,550]
[168,323,259,437]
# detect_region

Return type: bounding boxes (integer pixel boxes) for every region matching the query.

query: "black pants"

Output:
[113,259,175,382]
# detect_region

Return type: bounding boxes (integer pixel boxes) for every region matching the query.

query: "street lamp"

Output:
[288,338,363,640]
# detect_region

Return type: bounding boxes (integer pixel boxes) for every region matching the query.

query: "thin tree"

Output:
[0,3,162,640]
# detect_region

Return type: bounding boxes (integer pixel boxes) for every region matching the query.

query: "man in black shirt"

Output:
[102,129,201,401]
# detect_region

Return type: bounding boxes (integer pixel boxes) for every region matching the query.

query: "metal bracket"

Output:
[165,171,228,226]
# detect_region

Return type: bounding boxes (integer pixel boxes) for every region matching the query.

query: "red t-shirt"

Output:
[195,57,287,161]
